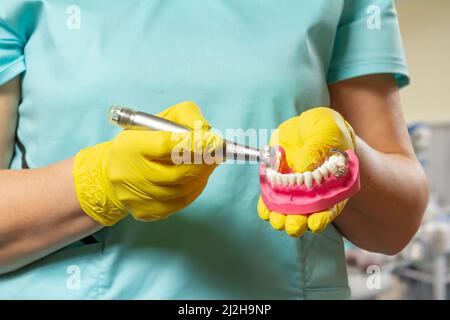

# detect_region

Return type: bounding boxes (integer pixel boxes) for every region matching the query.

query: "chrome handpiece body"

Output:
[108,106,277,167]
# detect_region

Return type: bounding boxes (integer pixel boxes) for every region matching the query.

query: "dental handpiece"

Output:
[108,106,278,167]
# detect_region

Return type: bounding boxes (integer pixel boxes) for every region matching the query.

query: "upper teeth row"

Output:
[265,154,347,189]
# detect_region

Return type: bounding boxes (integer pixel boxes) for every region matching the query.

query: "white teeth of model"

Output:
[281,174,289,186]
[275,172,282,185]
[326,161,338,174]
[288,173,296,186]
[267,171,275,186]
[295,173,304,186]
[312,169,322,185]
[319,165,329,178]
[303,171,313,189]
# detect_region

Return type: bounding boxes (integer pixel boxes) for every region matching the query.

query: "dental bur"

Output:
[108,106,278,167]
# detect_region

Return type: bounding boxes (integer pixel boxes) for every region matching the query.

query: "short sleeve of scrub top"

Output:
[328,0,409,87]
[0,15,26,85]
[0,0,408,300]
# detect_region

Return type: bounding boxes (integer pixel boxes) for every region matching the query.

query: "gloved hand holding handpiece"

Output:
[73,102,223,226]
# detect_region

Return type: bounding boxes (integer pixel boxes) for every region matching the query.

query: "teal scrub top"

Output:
[0,0,408,299]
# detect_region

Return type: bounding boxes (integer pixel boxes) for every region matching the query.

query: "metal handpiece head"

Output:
[259,145,278,168]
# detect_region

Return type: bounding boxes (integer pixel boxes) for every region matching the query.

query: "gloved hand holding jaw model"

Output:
[258,107,358,237]
[73,102,222,226]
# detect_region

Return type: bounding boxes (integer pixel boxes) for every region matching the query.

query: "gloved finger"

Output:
[285,214,308,237]
[343,119,357,147]
[307,210,334,234]
[258,197,308,237]
[167,131,224,167]
[146,158,217,184]
[131,180,208,221]
[113,130,179,159]
[269,211,286,231]
[307,199,348,233]
[156,101,211,131]
[257,196,271,220]
[138,173,211,201]
[115,130,223,161]
[173,131,223,154]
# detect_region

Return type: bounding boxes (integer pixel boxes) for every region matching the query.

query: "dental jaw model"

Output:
[260,146,360,214]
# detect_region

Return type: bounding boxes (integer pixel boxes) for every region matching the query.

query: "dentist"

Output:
[0,0,427,299]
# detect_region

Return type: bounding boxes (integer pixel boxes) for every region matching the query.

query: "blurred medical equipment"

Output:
[347,122,450,300]
[408,123,432,166]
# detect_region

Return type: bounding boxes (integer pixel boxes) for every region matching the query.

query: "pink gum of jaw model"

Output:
[260,146,360,215]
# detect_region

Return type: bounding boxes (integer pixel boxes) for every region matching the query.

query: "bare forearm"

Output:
[334,136,428,254]
[0,78,19,168]
[0,158,102,274]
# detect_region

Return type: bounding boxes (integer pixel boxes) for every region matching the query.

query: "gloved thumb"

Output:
[269,122,332,173]
[290,139,332,173]
[278,107,355,173]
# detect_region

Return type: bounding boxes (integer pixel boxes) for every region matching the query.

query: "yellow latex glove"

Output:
[73,101,222,226]
[257,107,356,237]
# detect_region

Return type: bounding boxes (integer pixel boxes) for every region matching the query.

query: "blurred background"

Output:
[346,0,450,299]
